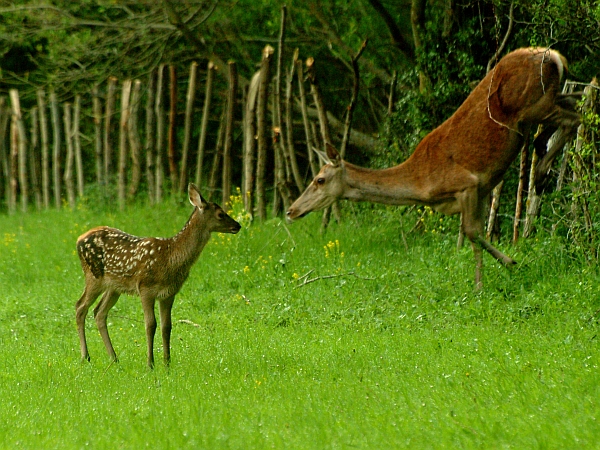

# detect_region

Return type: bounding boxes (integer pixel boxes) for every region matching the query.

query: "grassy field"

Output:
[0,196,599,449]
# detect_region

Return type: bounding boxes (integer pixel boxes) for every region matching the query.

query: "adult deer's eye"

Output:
[316,178,325,185]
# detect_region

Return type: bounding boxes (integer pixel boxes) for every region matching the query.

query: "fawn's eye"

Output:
[316,178,325,185]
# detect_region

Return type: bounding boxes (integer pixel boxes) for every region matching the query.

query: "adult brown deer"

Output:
[286,47,581,288]
[75,183,241,367]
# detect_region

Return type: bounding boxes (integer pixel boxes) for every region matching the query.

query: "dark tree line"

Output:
[1,0,599,252]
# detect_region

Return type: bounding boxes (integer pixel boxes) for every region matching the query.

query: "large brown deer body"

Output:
[287,47,581,288]
[75,183,241,367]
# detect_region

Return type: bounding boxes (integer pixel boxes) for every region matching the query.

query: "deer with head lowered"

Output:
[287,47,581,289]
[76,183,241,367]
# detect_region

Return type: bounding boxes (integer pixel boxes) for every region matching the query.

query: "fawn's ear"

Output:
[188,183,209,212]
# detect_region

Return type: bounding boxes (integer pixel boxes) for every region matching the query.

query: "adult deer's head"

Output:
[286,144,346,222]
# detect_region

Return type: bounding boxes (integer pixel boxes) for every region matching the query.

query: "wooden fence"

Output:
[0,49,342,218]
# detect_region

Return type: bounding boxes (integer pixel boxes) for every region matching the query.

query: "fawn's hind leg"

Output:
[93,290,121,362]
[75,283,103,362]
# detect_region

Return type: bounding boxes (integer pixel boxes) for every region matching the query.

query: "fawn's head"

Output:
[189,183,241,234]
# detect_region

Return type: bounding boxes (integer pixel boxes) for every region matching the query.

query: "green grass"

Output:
[1,199,599,448]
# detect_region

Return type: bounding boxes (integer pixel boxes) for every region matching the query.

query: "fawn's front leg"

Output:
[141,295,158,368]
[159,296,176,365]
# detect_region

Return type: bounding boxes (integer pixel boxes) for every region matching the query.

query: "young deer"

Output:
[75,183,241,367]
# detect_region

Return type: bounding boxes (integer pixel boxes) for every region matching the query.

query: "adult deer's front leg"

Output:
[159,296,175,365]
[141,295,158,368]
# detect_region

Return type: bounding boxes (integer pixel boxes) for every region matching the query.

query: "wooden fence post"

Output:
[104,77,117,188]
[63,102,76,209]
[29,107,43,210]
[92,86,103,187]
[256,45,274,221]
[195,61,215,189]
[0,99,9,209]
[10,89,29,213]
[296,59,319,178]
[118,80,132,210]
[9,119,17,214]
[155,64,166,203]
[36,90,50,209]
[168,65,179,193]
[145,71,156,205]
[243,71,260,217]
[128,80,142,199]
[179,61,198,193]
[73,95,84,198]
[222,61,237,210]
[50,91,62,209]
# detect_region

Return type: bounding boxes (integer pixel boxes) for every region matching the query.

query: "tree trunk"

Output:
[256,45,274,221]
[63,102,76,209]
[222,61,238,211]
[195,61,215,188]
[410,0,431,93]
[118,79,132,210]
[50,91,62,209]
[340,40,367,158]
[179,62,198,193]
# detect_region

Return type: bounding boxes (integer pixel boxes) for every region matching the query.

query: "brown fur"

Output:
[75,183,241,367]
[287,47,581,288]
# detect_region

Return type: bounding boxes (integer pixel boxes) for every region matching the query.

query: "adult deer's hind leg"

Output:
[461,188,516,289]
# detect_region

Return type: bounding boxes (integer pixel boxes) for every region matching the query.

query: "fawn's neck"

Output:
[166,209,211,270]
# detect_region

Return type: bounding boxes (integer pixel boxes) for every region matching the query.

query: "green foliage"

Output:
[542,87,600,263]
[1,201,600,447]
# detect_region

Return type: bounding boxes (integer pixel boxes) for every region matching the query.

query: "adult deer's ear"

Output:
[325,143,342,167]
[188,183,209,212]
[312,147,330,165]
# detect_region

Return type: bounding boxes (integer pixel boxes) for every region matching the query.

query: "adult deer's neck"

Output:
[167,209,210,269]
[343,161,423,205]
